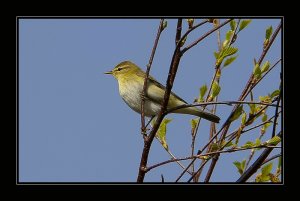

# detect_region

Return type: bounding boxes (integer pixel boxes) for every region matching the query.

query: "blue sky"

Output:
[19,18,282,182]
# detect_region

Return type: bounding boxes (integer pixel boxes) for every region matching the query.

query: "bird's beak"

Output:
[104,70,113,75]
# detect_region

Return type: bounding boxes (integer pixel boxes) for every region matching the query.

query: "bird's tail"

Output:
[174,107,220,123]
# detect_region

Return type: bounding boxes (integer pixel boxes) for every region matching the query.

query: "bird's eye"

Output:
[117,68,122,71]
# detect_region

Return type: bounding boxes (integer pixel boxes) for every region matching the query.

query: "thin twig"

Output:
[147,144,280,173]
[141,19,165,136]
[167,100,280,114]
[179,19,209,45]
[261,154,281,166]
[215,19,222,51]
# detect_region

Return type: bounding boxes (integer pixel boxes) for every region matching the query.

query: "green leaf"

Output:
[216,47,237,66]
[263,39,269,49]
[222,40,229,48]
[239,19,251,32]
[190,118,199,130]
[229,105,243,122]
[162,20,168,30]
[259,95,271,103]
[266,136,281,146]
[235,127,243,144]
[261,61,270,73]
[199,84,207,102]
[210,143,219,152]
[255,173,262,182]
[256,172,270,182]
[221,140,233,148]
[233,160,246,175]
[222,46,238,58]
[226,30,233,41]
[262,114,268,122]
[255,138,261,146]
[241,112,247,125]
[241,141,255,148]
[260,174,270,182]
[156,118,172,150]
[241,159,246,172]
[233,161,243,175]
[223,55,237,67]
[270,89,280,99]
[265,26,273,40]
[214,51,220,59]
[262,163,273,176]
[211,81,221,98]
[261,122,271,135]
[253,63,262,79]
[248,104,256,114]
[230,20,236,31]
[186,19,194,28]
[225,141,234,147]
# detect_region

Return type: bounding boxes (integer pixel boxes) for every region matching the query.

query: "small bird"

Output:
[105,61,220,123]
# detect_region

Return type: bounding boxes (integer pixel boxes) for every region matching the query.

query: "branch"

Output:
[167,100,280,114]
[178,19,209,46]
[181,19,232,54]
[141,19,165,135]
[175,18,182,45]
[236,131,282,182]
[261,154,281,166]
[137,19,183,183]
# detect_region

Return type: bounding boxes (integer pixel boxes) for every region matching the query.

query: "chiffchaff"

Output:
[105,61,220,123]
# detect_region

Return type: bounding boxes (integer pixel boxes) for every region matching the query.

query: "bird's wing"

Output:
[136,71,187,105]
